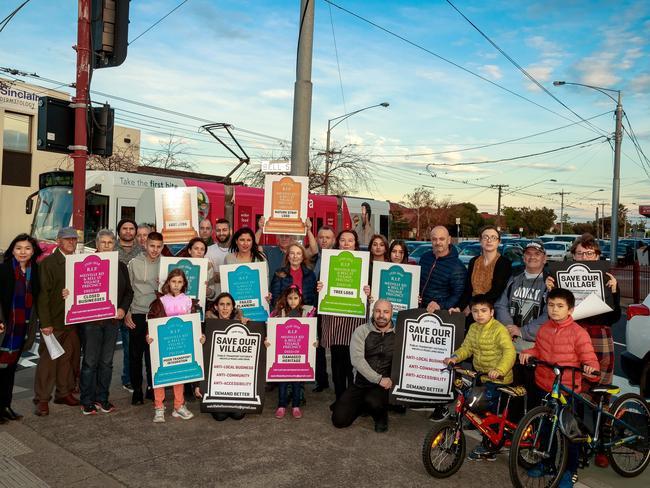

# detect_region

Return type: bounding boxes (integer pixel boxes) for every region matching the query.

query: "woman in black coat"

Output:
[0,234,42,421]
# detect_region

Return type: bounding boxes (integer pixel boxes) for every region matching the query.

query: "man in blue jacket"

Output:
[419,226,467,313]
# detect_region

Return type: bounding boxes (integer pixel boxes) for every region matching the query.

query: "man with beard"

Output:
[206,219,232,295]
[115,219,141,265]
[331,300,395,433]
[199,218,215,246]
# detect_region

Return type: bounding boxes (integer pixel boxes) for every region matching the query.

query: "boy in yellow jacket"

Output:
[444,294,516,461]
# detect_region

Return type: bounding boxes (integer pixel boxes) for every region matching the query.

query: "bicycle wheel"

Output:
[607,393,650,477]
[509,406,568,488]
[421,420,466,478]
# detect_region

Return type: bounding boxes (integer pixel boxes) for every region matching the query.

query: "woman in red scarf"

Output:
[0,234,42,422]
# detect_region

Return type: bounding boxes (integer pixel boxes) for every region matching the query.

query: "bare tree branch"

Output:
[142,135,195,171]
[87,144,140,171]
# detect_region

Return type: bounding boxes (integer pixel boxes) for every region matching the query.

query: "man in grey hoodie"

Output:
[125,232,163,404]
[331,300,395,433]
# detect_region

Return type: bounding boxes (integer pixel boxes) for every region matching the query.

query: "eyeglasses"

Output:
[481,235,500,242]
[574,250,597,258]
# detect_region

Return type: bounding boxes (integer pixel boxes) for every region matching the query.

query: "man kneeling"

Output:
[331,300,395,433]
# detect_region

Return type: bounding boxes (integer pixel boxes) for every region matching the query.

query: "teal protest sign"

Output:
[221,262,270,322]
[371,262,420,322]
[148,313,204,388]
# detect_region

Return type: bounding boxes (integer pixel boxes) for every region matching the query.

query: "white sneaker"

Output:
[172,404,194,420]
[153,407,165,423]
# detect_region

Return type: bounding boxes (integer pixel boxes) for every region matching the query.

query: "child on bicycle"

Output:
[444,294,516,461]
[519,288,599,487]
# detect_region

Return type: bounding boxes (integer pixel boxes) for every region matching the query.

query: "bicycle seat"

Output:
[589,384,620,395]
[497,386,527,397]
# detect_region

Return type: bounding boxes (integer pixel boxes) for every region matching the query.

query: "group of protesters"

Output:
[0,216,620,482]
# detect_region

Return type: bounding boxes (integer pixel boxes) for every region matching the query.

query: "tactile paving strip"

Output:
[0,432,32,457]
[0,457,49,488]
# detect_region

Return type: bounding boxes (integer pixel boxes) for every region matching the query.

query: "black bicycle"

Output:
[509,358,650,488]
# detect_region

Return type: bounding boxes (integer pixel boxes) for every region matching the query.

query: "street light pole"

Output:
[324,102,389,194]
[553,80,623,264]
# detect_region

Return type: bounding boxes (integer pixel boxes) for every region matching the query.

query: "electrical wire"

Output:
[129,0,190,45]
[0,0,30,33]
[444,0,608,137]
[322,0,602,129]
[328,2,349,134]
[428,136,607,167]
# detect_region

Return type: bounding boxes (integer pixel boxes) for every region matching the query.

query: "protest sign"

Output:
[65,251,118,325]
[154,187,199,244]
[263,175,308,235]
[549,261,614,319]
[159,257,208,318]
[201,320,266,414]
[220,262,270,321]
[371,262,420,322]
[390,309,465,405]
[318,249,369,318]
[266,317,317,382]
[148,313,204,388]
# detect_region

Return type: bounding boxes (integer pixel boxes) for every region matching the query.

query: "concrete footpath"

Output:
[1,354,649,488]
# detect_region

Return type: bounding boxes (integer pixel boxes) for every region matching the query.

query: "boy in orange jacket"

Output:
[520,288,598,488]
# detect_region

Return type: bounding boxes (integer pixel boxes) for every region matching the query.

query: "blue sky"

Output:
[2,0,649,222]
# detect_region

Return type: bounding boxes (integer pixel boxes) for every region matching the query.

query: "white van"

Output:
[540,234,580,244]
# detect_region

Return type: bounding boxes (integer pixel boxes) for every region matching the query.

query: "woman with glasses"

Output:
[456,226,512,323]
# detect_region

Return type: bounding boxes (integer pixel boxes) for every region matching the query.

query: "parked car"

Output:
[405,241,430,254]
[621,293,650,397]
[601,242,637,264]
[456,240,479,251]
[543,241,572,262]
[409,243,432,264]
[457,244,525,274]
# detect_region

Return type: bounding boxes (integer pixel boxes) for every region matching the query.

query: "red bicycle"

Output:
[422,365,528,477]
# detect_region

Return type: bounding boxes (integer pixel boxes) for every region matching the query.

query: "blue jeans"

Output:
[119,321,130,386]
[278,382,302,408]
[483,381,500,414]
[79,320,119,406]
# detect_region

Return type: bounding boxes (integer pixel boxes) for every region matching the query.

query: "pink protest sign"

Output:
[266,317,317,382]
[65,252,118,324]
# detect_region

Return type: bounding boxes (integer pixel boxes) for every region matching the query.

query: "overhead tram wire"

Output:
[129,0,190,45]
[427,136,607,167]
[0,0,30,33]
[322,0,603,133]
[328,1,350,135]
[444,0,608,137]
[359,111,612,158]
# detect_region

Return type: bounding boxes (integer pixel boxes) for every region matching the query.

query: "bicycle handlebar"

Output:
[526,357,600,377]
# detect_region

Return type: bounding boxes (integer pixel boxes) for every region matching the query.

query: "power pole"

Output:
[71,0,92,240]
[595,206,599,239]
[601,202,606,238]
[552,189,571,233]
[290,0,314,178]
[610,92,623,265]
[490,184,509,230]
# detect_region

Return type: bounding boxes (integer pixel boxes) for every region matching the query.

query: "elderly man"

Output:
[135,224,151,249]
[419,226,467,313]
[79,230,133,415]
[34,227,80,416]
[331,299,395,433]
[199,218,215,246]
[495,241,549,347]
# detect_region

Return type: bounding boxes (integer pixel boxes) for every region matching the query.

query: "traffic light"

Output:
[91,0,130,69]
[89,104,115,156]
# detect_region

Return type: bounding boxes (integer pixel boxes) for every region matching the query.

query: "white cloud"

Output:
[524,64,554,91]
[259,89,293,100]
[575,53,622,87]
[478,65,503,80]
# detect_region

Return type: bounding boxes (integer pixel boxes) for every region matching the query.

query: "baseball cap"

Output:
[525,242,545,254]
[57,227,79,239]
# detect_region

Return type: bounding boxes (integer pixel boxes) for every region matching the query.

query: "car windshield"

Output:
[410,245,432,258]
[460,246,481,257]
[31,186,73,241]
[544,243,566,250]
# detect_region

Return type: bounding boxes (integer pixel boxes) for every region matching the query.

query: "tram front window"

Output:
[31,187,73,241]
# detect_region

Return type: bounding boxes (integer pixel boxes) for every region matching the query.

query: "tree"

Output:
[87,144,139,171]
[241,144,375,195]
[142,135,195,171]
[572,222,596,235]
[390,205,412,239]
[400,186,435,240]
[521,207,556,236]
